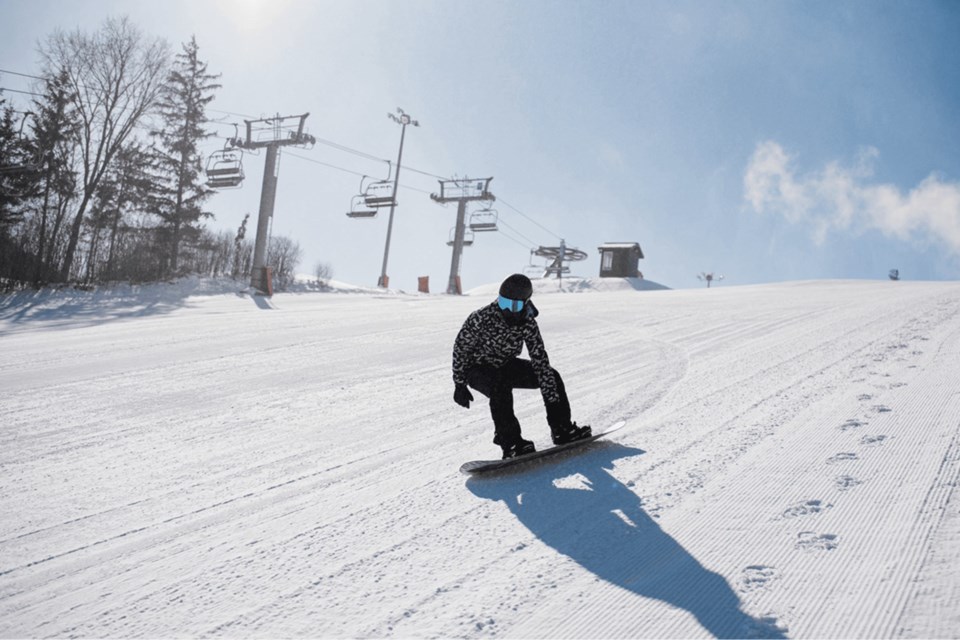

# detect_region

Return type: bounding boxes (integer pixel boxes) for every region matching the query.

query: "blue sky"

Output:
[2,0,958,289]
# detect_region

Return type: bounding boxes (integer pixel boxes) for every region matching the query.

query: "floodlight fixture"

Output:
[389,108,419,128]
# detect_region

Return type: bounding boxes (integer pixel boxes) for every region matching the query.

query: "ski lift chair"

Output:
[469,208,499,232]
[522,264,546,278]
[205,149,244,188]
[346,194,378,218]
[363,180,396,208]
[447,228,475,247]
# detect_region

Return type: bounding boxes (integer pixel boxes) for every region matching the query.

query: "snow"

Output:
[1,277,959,638]
[467,275,671,297]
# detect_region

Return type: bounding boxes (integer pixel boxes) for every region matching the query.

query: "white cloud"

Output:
[744,141,960,254]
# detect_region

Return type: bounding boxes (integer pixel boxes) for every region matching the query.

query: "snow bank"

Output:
[0,276,411,328]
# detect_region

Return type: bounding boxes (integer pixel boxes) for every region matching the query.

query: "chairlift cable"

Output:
[4,63,562,245]
[497,217,540,248]
[3,65,449,178]
[498,197,562,242]
[310,138,446,181]
[0,86,45,98]
[0,68,43,80]
[496,227,537,252]
[401,164,448,181]
[283,151,436,196]
[283,150,379,180]
[208,107,257,119]
[312,137,390,165]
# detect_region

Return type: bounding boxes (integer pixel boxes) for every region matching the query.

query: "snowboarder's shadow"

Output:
[467,442,785,639]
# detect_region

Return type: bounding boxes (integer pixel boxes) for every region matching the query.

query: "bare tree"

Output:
[267,236,302,291]
[314,261,333,288]
[40,16,170,281]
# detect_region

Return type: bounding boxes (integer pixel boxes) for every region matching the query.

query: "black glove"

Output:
[454,384,474,408]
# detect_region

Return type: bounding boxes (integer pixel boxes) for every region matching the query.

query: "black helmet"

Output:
[497,274,534,325]
[499,274,533,301]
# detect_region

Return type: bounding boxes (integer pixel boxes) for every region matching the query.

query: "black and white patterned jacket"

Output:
[452,301,560,404]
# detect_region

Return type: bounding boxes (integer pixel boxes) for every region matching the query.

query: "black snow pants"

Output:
[465,357,571,448]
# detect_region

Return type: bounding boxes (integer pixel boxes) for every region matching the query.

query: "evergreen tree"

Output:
[26,69,80,282]
[94,142,160,279]
[0,96,33,281]
[88,141,157,281]
[149,36,221,276]
[0,97,31,228]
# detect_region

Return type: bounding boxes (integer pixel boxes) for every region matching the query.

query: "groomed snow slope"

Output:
[1,279,959,638]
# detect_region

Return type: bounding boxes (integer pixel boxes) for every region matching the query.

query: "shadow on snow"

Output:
[467,442,786,639]
[0,281,273,331]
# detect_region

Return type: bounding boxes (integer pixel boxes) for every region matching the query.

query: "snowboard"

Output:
[460,420,627,475]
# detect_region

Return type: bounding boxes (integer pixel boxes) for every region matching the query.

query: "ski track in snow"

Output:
[1,279,959,638]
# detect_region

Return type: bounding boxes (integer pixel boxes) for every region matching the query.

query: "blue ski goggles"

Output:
[497,295,525,313]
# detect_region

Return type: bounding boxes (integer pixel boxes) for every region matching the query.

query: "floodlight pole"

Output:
[378,108,419,288]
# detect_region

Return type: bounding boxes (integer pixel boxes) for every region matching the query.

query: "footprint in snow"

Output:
[840,418,865,431]
[745,614,789,639]
[860,434,888,446]
[796,531,839,551]
[781,499,832,519]
[740,565,780,593]
[827,452,859,464]
[857,393,873,401]
[872,405,892,413]
[835,475,863,491]
[473,618,496,632]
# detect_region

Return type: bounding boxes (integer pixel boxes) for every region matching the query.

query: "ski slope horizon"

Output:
[2,276,959,638]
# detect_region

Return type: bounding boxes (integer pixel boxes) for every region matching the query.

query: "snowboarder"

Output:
[452,273,592,459]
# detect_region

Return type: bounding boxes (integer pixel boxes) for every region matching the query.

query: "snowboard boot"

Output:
[552,422,592,446]
[501,438,536,459]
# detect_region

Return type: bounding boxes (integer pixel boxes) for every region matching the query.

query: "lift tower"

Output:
[431,177,495,294]
[231,113,315,293]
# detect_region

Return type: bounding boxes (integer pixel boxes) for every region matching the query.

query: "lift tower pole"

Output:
[232,113,315,294]
[378,108,419,289]
[430,177,495,294]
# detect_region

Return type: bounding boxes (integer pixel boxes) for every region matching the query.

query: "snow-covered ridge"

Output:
[467,275,671,297]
